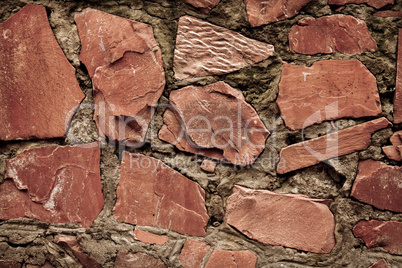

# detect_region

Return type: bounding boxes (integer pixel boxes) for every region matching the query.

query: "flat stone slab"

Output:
[173,16,274,80]
[184,0,221,14]
[114,251,166,268]
[351,160,402,212]
[370,259,390,268]
[243,0,313,27]
[226,185,335,253]
[0,143,104,229]
[159,81,270,166]
[374,11,402,17]
[394,29,402,124]
[328,0,394,9]
[180,240,211,268]
[113,152,209,236]
[0,4,84,141]
[289,15,377,55]
[134,229,168,245]
[75,8,165,146]
[277,118,392,174]
[277,60,381,130]
[353,220,402,255]
[204,250,257,268]
[382,130,402,161]
[200,159,217,173]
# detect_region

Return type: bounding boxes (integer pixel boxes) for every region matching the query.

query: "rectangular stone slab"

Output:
[394,29,402,123]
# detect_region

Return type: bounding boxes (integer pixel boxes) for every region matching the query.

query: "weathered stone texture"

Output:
[382,130,402,161]
[370,259,390,268]
[374,11,402,17]
[180,240,211,268]
[204,250,257,268]
[328,0,394,9]
[114,251,166,268]
[183,0,221,14]
[394,29,402,123]
[134,229,169,245]
[200,159,217,173]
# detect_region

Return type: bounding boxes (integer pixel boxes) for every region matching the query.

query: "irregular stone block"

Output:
[277,60,381,130]
[353,220,402,255]
[113,152,209,236]
[374,11,402,17]
[183,0,221,14]
[382,130,402,161]
[0,260,20,268]
[394,29,402,124]
[277,118,392,174]
[328,0,394,9]
[180,240,211,268]
[226,185,335,253]
[173,16,274,80]
[0,143,103,229]
[0,4,84,141]
[289,15,377,55]
[370,259,390,268]
[114,251,165,268]
[351,160,401,212]
[134,229,168,245]
[204,250,257,268]
[200,159,217,173]
[75,8,165,146]
[243,0,313,27]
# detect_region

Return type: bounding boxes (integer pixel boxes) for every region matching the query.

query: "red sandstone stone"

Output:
[277,118,392,174]
[159,81,269,166]
[289,15,377,55]
[351,160,401,212]
[75,8,165,146]
[328,0,394,9]
[114,251,165,268]
[394,29,402,124]
[277,60,381,130]
[180,240,211,268]
[226,186,335,253]
[382,130,402,161]
[0,4,84,141]
[353,220,402,255]
[204,250,257,268]
[374,10,402,17]
[0,143,103,229]
[0,260,20,268]
[173,16,274,80]
[200,159,217,173]
[54,235,101,268]
[26,263,54,268]
[370,259,390,268]
[244,0,313,27]
[113,152,209,236]
[184,0,221,14]
[134,229,168,245]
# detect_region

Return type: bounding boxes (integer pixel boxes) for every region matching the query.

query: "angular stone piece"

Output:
[0,260,20,268]
[200,159,217,173]
[328,0,394,9]
[159,81,270,166]
[351,160,401,212]
[114,251,165,268]
[0,4,84,141]
[382,130,402,161]
[277,118,392,174]
[277,60,381,130]
[0,143,103,229]
[173,16,274,80]
[134,229,169,245]
[374,11,402,17]
[353,220,402,255]
[226,185,335,253]
[75,8,165,145]
[113,152,209,236]
[183,0,221,14]
[289,15,377,55]
[370,259,390,268]
[244,0,313,27]
[204,250,257,268]
[180,240,211,268]
[54,235,101,268]
[394,29,402,124]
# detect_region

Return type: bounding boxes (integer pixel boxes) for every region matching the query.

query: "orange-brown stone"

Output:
[134,229,169,245]
[394,29,402,124]
[382,130,402,161]
[114,251,165,268]
[370,259,390,268]
[180,240,211,268]
[374,10,402,17]
[204,250,257,268]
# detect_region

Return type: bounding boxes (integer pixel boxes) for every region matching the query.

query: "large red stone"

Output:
[394,29,402,124]
[75,8,165,146]
[180,240,211,268]
[0,4,84,141]
[243,0,313,27]
[374,11,402,17]
[351,160,401,212]
[204,250,257,268]
[134,229,168,245]
[277,118,392,174]
[159,81,269,166]
[370,259,390,268]
[173,16,274,80]
[114,251,165,268]
[289,15,377,55]
[382,130,402,161]
[328,0,394,9]
[0,143,104,229]
[183,0,221,14]
[226,186,335,253]
[277,60,381,130]
[353,220,402,255]
[113,152,209,236]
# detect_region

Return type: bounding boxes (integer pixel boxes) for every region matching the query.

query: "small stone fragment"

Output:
[159,81,269,166]
[243,0,313,27]
[114,251,165,268]
[328,0,394,9]
[183,0,221,14]
[134,229,169,245]
[180,240,211,268]
[374,11,402,17]
[200,159,217,173]
[204,250,257,268]
[289,15,377,55]
[113,152,209,236]
[0,4,84,141]
[173,16,274,80]
[382,130,402,161]
[0,260,20,268]
[75,8,165,146]
[0,143,104,229]
[370,259,390,268]
[226,185,335,253]
[54,235,101,268]
[394,29,402,124]
[277,118,392,174]
[353,220,402,255]
[277,60,381,130]
[351,160,401,212]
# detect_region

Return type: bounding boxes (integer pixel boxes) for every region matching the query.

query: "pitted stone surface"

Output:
[277,60,381,130]
[180,240,211,268]
[114,251,166,268]
[159,81,269,166]
[382,130,402,161]
[0,143,103,229]
[204,250,257,268]
[226,186,335,253]
[328,0,394,9]
[183,0,221,14]
[394,29,402,124]
[173,16,274,80]
[289,15,377,55]
[0,4,84,141]
[134,229,169,245]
